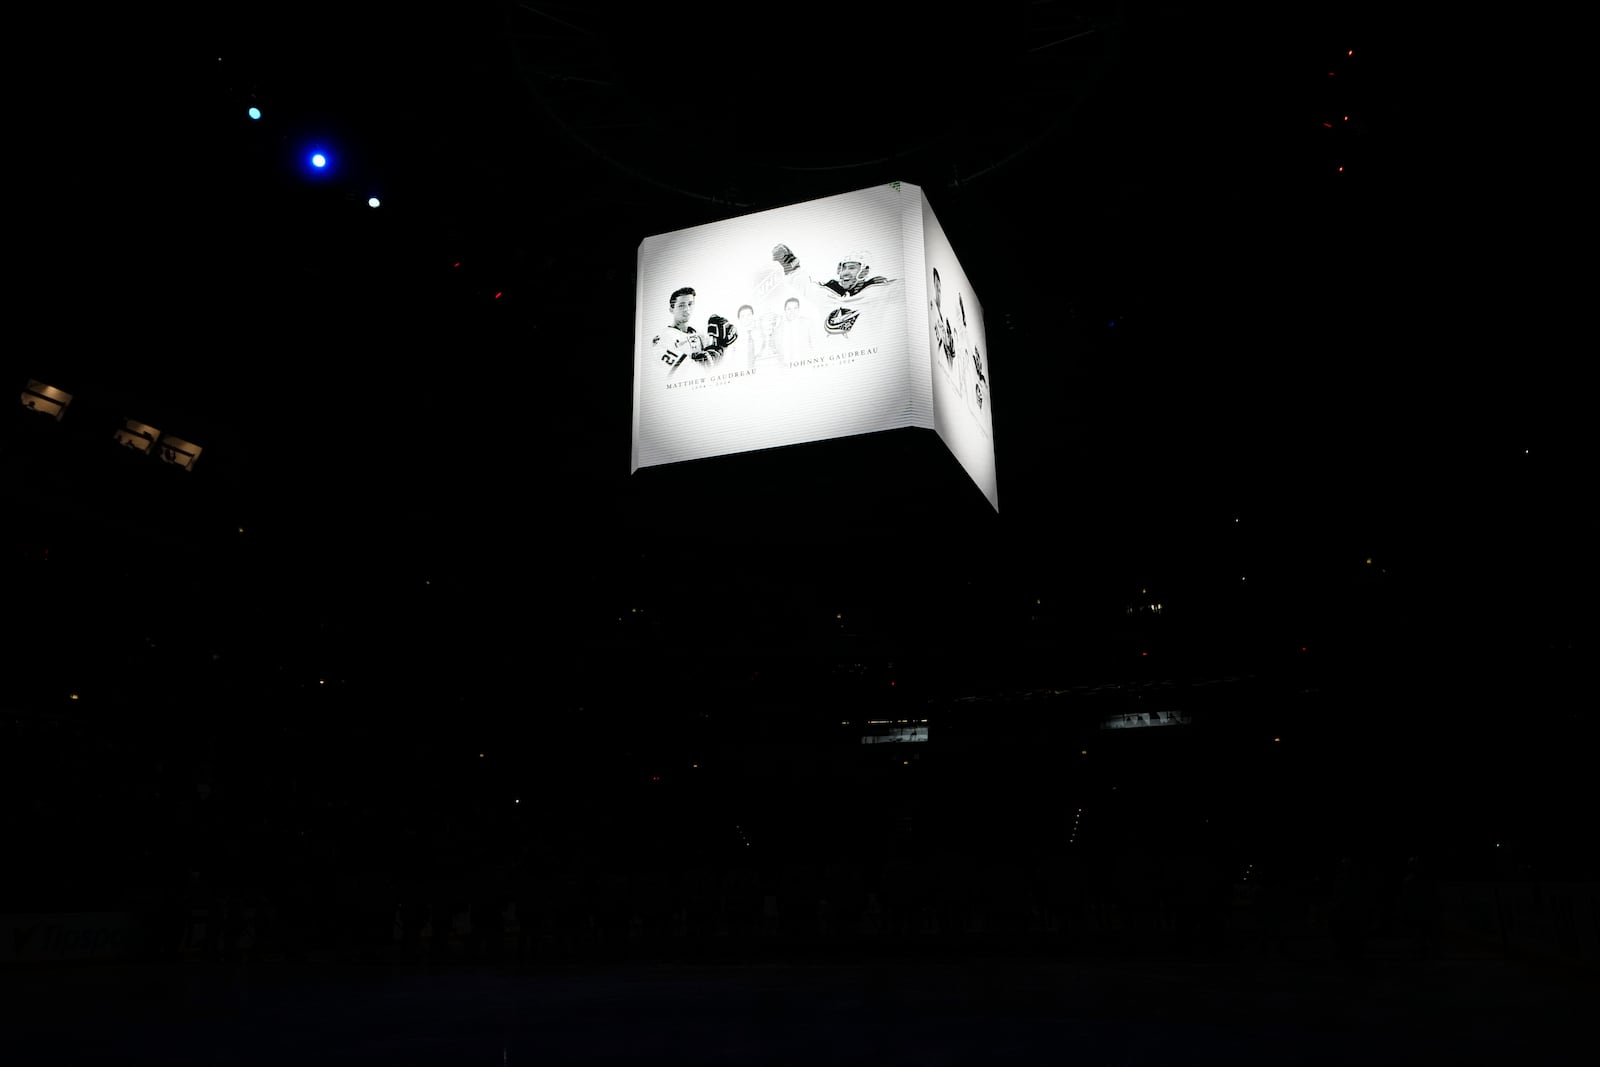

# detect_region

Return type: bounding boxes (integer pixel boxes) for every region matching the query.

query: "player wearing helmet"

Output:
[769,243,898,337]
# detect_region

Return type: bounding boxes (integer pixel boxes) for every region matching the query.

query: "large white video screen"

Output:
[632,185,920,472]
[632,183,997,513]
[922,201,998,511]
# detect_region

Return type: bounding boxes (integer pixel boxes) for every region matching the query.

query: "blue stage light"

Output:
[248,107,261,120]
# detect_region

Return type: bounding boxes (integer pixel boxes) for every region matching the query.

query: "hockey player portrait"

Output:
[930,267,956,367]
[730,303,774,372]
[950,291,990,425]
[768,243,898,339]
[772,295,814,364]
[649,287,738,379]
[971,344,987,411]
[955,293,978,407]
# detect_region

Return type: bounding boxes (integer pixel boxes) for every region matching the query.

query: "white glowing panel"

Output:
[1101,710,1191,730]
[922,200,997,510]
[632,183,998,511]
[862,726,929,744]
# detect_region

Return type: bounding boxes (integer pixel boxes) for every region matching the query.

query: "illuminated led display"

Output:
[633,182,997,510]
[862,726,929,745]
[1101,710,1191,730]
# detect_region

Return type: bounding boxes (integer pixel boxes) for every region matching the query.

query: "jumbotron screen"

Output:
[632,182,997,510]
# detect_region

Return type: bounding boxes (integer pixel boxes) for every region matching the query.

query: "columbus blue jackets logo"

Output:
[825,307,862,334]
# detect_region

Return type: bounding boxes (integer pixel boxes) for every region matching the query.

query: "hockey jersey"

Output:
[650,323,703,370]
[818,276,894,301]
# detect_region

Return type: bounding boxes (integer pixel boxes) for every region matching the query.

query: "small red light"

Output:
[1328,71,1336,77]
[1141,651,1148,657]
[1337,166,1344,172]
[494,292,502,299]
[651,775,660,782]
[1343,115,1349,121]
[453,262,460,268]
[1347,50,1353,56]
[1301,646,1307,652]
[1322,122,1333,128]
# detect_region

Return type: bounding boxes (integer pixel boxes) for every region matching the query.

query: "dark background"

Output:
[5,1,1593,968]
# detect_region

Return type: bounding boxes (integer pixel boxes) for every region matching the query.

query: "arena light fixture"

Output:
[114,419,161,454]
[21,380,73,420]
[156,434,203,472]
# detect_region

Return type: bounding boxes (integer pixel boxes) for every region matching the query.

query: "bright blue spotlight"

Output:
[247,107,261,120]
[368,197,380,208]
[311,153,327,168]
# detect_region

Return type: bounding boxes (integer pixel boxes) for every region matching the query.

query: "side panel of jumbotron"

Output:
[921,198,998,512]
